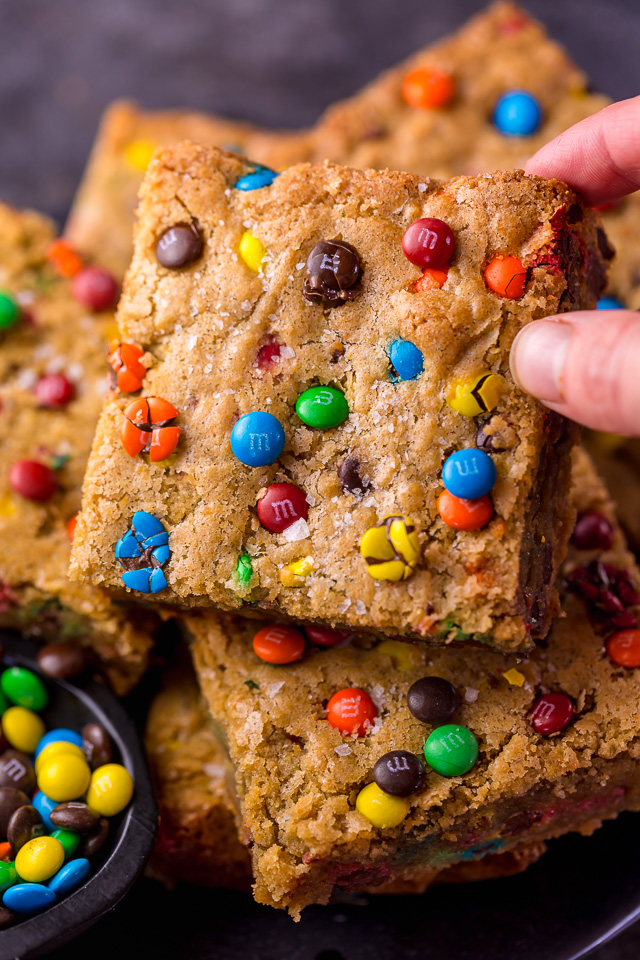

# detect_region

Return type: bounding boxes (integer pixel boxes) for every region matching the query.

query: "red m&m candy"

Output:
[326,688,377,737]
[257,483,309,533]
[529,692,574,736]
[72,267,119,311]
[304,624,347,647]
[253,625,305,664]
[35,374,75,409]
[402,218,454,270]
[9,460,57,501]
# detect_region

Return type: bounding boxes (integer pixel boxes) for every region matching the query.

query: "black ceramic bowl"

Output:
[0,634,157,960]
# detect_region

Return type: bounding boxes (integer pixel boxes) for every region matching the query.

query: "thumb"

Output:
[510,311,640,436]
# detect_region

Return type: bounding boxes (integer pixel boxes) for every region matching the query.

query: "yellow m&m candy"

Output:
[2,706,45,754]
[15,836,64,883]
[447,373,505,417]
[37,753,91,803]
[356,783,410,829]
[360,515,420,582]
[87,763,134,817]
[278,556,315,588]
[239,231,267,273]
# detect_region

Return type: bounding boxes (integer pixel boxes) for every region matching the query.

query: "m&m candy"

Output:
[493,90,542,136]
[3,882,56,914]
[8,461,57,503]
[407,677,460,724]
[606,630,640,668]
[437,490,493,530]
[360,515,420,581]
[257,483,308,533]
[253,625,305,665]
[1,668,48,712]
[239,231,267,272]
[47,858,90,896]
[326,688,377,737]
[296,386,349,429]
[155,223,203,269]
[402,66,455,110]
[71,266,119,311]
[424,724,478,777]
[0,290,20,330]
[402,218,454,270]
[388,339,424,381]
[35,374,75,409]
[447,373,504,417]
[484,256,527,299]
[235,167,278,191]
[230,411,285,467]
[373,750,426,797]
[356,782,410,828]
[529,692,574,736]
[2,708,45,754]
[86,764,134,817]
[442,448,496,500]
[15,836,64,883]
[597,297,624,309]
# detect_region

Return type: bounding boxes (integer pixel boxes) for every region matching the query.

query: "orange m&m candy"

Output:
[412,267,449,292]
[437,490,493,531]
[66,514,78,542]
[606,629,640,668]
[253,625,305,664]
[108,339,147,393]
[402,67,455,109]
[484,256,527,299]
[121,396,181,462]
[326,688,377,737]
[46,240,83,278]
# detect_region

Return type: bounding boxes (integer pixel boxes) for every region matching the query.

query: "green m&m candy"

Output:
[423,724,478,777]
[0,666,48,711]
[0,861,17,893]
[51,828,80,860]
[0,290,20,330]
[236,554,253,586]
[296,385,349,429]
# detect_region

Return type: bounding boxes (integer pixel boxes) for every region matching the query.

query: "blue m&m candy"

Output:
[597,297,624,309]
[33,791,58,831]
[230,411,285,467]
[388,339,424,381]
[3,882,56,914]
[443,448,496,499]
[35,728,83,758]
[48,858,90,896]
[235,167,278,191]
[493,91,541,136]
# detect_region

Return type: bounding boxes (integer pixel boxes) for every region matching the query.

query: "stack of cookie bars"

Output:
[4,0,640,916]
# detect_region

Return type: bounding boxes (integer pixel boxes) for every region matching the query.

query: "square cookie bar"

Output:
[0,203,154,693]
[70,144,608,652]
[146,660,546,892]
[65,100,313,279]
[188,448,640,916]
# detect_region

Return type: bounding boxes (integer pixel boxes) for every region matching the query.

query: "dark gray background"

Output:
[2,1,639,957]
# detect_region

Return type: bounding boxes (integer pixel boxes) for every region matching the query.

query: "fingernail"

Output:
[510,320,572,403]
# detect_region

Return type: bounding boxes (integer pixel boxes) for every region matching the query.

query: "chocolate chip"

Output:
[0,788,29,836]
[79,818,109,858]
[8,805,44,855]
[373,750,426,797]
[82,722,113,770]
[407,677,460,724]
[303,240,362,305]
[50,801,101,835]
[338,456,370,495]
[155,223,203,268]
[0,751,35,793]
[37,642,88,679]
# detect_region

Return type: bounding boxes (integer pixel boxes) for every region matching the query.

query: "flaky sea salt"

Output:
[335,744,352,757]
[265,680,285,699]
[465,687,479,703]
[280,518,310,542]
[337,599,351,614]
[355,600,366,616]
[279,345,295,359]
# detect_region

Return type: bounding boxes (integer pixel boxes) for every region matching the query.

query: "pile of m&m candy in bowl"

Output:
[0,656,134,927]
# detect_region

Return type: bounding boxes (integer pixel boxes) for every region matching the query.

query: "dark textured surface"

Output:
[1,0,640,957]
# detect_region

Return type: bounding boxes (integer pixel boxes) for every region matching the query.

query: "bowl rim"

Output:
[0,633,157,960]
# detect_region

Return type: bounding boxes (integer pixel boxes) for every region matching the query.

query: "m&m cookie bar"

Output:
[187,448,640,917]
[65,100,313,279]
[0,203,154,693]
[70,143,608,651]
[145,658,546,892]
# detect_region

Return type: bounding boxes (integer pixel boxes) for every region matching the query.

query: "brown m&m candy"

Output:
[373,750,426,797]
[0,751,36,793]
[303,240,362,304]
[155,223,203,268]
[407,676,460,724]
[82,723,113,770]
[7,804,44,855]
[0,788,29,835]
[37,643,88,680]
